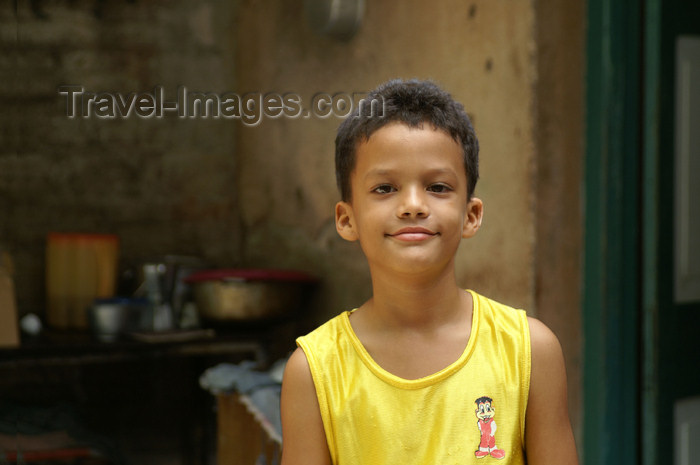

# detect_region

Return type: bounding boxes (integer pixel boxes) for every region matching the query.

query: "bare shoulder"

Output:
[283,347,315,387]
[525,317,579,465]
[526,316,568,416]
[280,348,331,465]
[527,316,564,365]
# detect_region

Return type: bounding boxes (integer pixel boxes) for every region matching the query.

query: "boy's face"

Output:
[335,122,483,277]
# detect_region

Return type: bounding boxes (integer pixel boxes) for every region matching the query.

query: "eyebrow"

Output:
[363,169,395,179]
[363,167,458,180]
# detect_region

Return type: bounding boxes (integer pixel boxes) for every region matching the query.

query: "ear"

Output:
[462,197,483,238]
[335,201,358,242]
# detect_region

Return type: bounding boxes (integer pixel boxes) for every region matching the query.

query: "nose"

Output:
[397,186,429,218]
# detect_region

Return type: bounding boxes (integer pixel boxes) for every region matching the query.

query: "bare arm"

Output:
[525,317,579,465]
[280,348,332,465]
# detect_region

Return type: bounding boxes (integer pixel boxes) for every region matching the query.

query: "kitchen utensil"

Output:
[129,256,207,329]
[142,263,174,331]
[185,269,315,321]
[46,233,119,329]
[88,297,150,342]
[0,251,19,347]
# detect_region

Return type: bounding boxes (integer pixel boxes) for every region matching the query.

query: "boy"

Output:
[280,79,578,464]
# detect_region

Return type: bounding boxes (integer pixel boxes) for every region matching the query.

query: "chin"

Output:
[392,257,454,277]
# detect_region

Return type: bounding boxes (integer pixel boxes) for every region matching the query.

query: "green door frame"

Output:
[641,1,662,465]
[582,0,644,464]
[584,1,695,464]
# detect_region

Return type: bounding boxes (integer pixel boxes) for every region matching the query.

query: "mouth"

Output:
[386,227,438,242]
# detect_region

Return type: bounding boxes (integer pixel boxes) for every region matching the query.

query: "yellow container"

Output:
[46,233,119,329]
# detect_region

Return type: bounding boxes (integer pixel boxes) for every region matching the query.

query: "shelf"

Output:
[0,322,296,368]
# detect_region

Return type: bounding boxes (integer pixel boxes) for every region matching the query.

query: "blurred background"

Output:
[0,0,698,464]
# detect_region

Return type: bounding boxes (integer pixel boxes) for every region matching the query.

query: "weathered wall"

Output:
[234,0,537,327]
[1,0,241,315]
[534,0,585,444]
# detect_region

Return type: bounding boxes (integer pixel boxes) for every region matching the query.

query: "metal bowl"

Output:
[185,269,315,321]
[88,297,150,342]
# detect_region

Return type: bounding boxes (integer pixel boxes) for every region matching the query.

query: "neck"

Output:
[363,264,470,332]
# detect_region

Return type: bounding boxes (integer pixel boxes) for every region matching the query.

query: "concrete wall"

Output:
[534,0,585,445]
[1,0,241,315]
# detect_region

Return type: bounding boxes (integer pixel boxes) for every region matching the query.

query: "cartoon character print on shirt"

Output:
[474,396,506,459]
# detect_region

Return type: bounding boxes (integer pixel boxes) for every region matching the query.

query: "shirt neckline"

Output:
[339,289,481,389]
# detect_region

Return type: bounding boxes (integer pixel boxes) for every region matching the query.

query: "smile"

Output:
[386,227,438,242]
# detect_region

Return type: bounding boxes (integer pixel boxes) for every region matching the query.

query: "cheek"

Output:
[354,205,384,230]
[439,207,468,235]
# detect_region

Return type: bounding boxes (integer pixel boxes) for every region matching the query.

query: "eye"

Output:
[427,183,452,194]
[372,184,396,194]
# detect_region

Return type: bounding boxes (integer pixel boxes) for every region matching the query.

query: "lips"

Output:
[387,227,438,242]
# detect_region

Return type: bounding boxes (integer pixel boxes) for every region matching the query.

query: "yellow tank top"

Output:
[296,290,530,465]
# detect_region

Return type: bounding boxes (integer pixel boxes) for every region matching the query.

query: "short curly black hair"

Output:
[335,79,479,202]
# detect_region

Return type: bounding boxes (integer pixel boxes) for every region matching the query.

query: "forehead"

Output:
[353,122,464,174]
